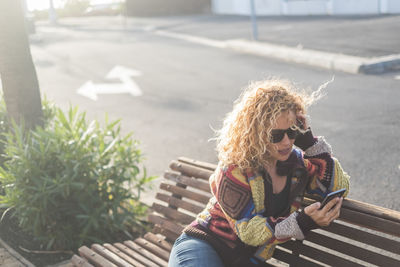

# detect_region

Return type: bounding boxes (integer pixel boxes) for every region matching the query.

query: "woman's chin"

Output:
[277,155,290,162]
[276,148,293,161]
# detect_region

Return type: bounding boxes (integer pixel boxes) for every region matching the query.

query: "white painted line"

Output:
[395,75,400,80]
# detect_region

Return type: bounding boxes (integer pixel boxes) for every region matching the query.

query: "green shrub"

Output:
[0,98,8,166]
[0,96,55,166]
[0,106,155,250]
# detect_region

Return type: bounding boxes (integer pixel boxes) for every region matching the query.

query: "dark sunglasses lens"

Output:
[271,128,298,143]
[287,128,298,139]
[271,131,284,143]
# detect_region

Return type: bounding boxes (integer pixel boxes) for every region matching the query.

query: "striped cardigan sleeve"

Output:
[301,135,350,198]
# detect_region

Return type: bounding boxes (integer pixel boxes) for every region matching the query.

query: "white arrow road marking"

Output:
[106,65,142,79]
[77,65,143,101]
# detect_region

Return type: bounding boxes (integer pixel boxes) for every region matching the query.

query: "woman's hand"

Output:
[304,197,343,227]
[296,113,309,130]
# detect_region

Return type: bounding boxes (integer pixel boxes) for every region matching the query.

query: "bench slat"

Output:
[164,171,211,193]
[144,232,173,252]
[159,183,210,204]
[78,246,117,267]
[177,157,217,171]
[156,193,204,215]
[113,243,158,267]
[135,237,170,261]
[103,244,146,267]
[272,246,322,267]
[124,240,168,267]
[169,161,213,180]
[305,231,400,266]
[340,208,400,237]
[342,198,400,224]
[326,221,400,254]
[152,203,195,225]
[153,225,181,242]
[303,197,400,225]
[148,214,184,235]
[280,241,364,267]
[71,255,94,267]
[91,244,134,267]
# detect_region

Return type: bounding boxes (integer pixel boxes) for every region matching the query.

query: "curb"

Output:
[155,30,226,48]
[154,30,400,75]
[225,39,400,74]
[359,54,400,74]
[0,237,35,267]
[226,39,364,74]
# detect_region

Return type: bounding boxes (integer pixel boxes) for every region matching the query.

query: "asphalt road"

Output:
[28,17,400,210]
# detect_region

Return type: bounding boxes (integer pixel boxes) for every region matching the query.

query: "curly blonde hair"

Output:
[215,79,323,171]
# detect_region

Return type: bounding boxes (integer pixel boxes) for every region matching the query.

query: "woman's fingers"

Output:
[304,202,321,216]
[322,197,340,213]
[327,198,343,221]
[296,113,309,129]
[313,198,342,226]
[307,198,343,227]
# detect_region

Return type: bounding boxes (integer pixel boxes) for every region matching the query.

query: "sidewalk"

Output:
[124,14,400,74]
[129,14,399,57]
[37,14,400,74]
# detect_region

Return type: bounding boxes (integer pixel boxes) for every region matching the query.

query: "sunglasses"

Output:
[270,127,299,143]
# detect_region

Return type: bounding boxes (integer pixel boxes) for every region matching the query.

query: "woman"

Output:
[169,79,350,267]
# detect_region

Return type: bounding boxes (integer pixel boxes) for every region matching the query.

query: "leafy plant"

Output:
[0,96,55,166]
[0,105,155,250]
[0,97,8,167]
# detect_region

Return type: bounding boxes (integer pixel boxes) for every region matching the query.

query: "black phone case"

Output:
[319,189,346,210]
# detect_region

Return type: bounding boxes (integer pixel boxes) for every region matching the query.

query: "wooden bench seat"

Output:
[71,157,400,267]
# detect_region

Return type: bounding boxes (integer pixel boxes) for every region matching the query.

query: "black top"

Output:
[264,174,291,217]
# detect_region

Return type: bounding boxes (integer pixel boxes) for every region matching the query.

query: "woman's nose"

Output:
[280,133,291,144]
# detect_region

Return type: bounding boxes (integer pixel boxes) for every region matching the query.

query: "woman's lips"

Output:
[278,147,292,156]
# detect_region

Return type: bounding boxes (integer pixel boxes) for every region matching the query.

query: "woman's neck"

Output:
[265,160,287,194]
[265,159,278,173]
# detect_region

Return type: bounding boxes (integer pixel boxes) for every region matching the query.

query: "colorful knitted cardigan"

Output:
[184,132,350,264]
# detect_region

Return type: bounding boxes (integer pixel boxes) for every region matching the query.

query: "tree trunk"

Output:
[0,0,43,129]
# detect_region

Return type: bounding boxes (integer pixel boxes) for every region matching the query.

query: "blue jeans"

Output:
[168,233,224,267]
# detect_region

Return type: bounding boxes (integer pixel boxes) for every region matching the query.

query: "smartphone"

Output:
[319,188,346,210]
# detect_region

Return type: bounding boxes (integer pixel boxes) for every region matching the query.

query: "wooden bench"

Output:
[71,157,400,267]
